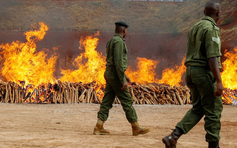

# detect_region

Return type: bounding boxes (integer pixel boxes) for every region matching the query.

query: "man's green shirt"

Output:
[185,16,222,68]
[106,34,128,84]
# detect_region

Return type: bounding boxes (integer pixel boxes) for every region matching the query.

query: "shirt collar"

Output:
[202,16,218,26]
[114,34,125,41]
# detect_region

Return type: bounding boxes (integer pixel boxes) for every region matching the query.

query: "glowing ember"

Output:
[0,22,58,87]
[222,89,237,105]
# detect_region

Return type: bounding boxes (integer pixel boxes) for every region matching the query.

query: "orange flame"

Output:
[127,57,186,86]
[221,47,237,90]
[60,32,106,99]
[126,58,159,84]
[221,47,237,104]
[60,31,106,85]
[158,57,186,86]
[0,22,58,86]
[2,22,237,105]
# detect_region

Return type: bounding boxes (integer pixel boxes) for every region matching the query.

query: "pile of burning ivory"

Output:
[0,81,191,105]
[0,81,236,105]
[222,89,237,106]
[128,83,191,105]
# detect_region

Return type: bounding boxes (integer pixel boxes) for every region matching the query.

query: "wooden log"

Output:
[129,86,138,104]
[144,94,152,105]
[79,89,86,103]
[75,87,79,103]
[9,84,13,103]
[11,85,14,103]
[82,93,87,103]
[171,92,178,105]
[53,91,57,104]
[18,86,21,103]
[60,88,64,104]
[175,90,184,105]
[166,94,175,104]
[15,85,18,103]
[86,89,92,103]
[4,83,9,103]
[93,90,99,104]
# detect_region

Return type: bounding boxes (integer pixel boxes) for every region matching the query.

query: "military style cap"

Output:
[115,21,129,28]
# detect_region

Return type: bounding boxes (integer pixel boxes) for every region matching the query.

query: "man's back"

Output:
[105,34,128,83]
[105,34,125,67]
[185,16,222,68]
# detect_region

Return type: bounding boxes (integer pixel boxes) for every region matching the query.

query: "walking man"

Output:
[162,1,223,148]
[93,21,150,136]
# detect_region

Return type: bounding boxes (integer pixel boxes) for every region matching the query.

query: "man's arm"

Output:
[205,27,223,96]
[208,57,223,96]
[113,40,127,91]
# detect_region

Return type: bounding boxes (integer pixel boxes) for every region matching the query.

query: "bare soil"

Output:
[0,103,236,148]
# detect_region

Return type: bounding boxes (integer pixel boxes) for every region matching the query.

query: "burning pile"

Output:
[0,81,101,104]
[0,22,236,105]
[0,81,191,105]
[128,83,190,105]
[222,89,237,105]
[220,47,237,105]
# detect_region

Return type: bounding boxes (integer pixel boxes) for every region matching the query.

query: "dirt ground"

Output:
[0,103,236,148]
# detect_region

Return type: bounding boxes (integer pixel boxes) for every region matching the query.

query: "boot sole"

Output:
[93,131,110,135]
[133,129,150,136]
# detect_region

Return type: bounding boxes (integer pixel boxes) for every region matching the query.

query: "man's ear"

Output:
[216,11,219,17]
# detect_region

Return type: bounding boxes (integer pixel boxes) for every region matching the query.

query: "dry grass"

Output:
[0,0,236,35]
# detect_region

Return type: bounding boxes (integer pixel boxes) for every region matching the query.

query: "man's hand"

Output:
[208,57,223,96]
[125,75,132,84]
[214,81,223,96]
[121,82,128,91]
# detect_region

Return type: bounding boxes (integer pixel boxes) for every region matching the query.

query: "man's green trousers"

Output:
[176,66,223,142]
[98,67,138,123]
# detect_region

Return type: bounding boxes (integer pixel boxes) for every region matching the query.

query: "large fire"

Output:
[0,22,58,87]
[126,58,160,84]
[126,57,186,87]
[0,23,236,104]
[220,47,237,105]
[59,32,106,99]
[158,57,186,86]
[221,47,237,90]
[60,31,106,85]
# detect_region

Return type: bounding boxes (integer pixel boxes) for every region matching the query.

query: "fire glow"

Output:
[0,23,236,104]
[0,23,58,87]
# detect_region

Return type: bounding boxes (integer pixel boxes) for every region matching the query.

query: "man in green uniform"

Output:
[93,21,150,136]
[162,1,223,148]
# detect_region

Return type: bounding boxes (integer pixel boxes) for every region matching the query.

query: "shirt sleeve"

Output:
[114,40,126,84]
[205,29,222,59]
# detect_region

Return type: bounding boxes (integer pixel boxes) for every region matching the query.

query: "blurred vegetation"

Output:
[0,0,236,34]
[221,16,234,26]
[182,14,190,22]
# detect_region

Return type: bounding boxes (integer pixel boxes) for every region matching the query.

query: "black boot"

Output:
[162,127,183,148]
[209,141,220,148]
